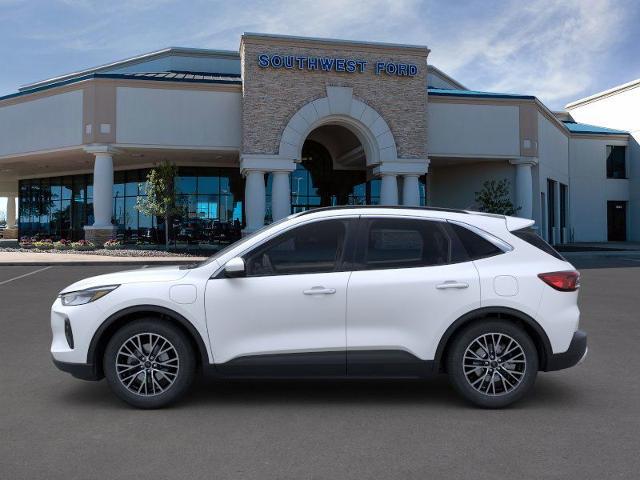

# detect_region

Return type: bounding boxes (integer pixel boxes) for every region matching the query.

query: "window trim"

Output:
[237,216,359,278]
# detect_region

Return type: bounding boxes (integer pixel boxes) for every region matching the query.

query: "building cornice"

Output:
[565,78,640,110]
[241,32,430,57]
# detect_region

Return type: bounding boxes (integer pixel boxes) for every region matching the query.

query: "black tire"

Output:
[103,318,196,409]
[446,320,538,408]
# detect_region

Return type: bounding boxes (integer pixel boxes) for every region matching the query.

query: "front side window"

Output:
[245,219,350,276]
[357,218,463,270]
[606,145,626,179]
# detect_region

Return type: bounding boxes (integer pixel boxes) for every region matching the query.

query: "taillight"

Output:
[538,271,580,291]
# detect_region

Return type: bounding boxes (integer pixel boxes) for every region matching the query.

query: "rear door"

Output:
[345,216,481,376]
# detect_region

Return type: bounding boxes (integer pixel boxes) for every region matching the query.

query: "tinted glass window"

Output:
[606,145,626,179]
[359,218,456,270]
[449,223,503,260]
[512,227,565,260]
[245,219,348,276]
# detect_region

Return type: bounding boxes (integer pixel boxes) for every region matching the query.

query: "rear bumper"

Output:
[545,330,587,371]
[52,356,101,381]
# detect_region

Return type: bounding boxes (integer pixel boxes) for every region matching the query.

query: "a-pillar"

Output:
[510,157,538,219]
[83,145,118,245]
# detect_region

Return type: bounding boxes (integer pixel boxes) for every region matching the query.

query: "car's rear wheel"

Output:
[446,320,538,408]
[103,319,196,409]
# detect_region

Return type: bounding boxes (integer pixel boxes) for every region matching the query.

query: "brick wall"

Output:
[240,36,429,160]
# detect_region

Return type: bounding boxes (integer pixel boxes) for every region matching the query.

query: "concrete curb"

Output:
[0,260,202,266]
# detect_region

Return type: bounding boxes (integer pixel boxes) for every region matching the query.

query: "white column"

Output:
[402,175,420,206]
[91,152,115,227]
[244,170,266,231]
[379,174,399,205]
[271,171,291,221]
[6,195,17,228]
[511,158,536,219]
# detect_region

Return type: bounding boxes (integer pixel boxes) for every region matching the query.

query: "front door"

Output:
[205,217,356,376]
[345,216,481,376]
[608,201,627,241]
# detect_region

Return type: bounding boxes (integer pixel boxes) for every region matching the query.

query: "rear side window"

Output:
[512,227,565,260]
[448,223,504,260]
[357,218,459,270]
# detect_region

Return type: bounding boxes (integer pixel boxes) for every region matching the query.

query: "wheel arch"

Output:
[87,305,210,379]
[434,307,553,372]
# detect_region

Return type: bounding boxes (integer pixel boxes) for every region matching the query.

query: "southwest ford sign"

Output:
[257,54,418,77]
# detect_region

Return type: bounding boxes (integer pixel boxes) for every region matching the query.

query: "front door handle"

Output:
[303,286,336,295]
[436,281,469,290]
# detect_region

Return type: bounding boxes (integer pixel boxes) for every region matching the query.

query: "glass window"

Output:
[448,223,503,260]
[245,219,349,276]
[606,146,626,179]
[511,226,565,261]
[358,218,453,270]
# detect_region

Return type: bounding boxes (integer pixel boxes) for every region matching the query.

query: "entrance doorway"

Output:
[291,125,381,213]
[607,201,627,241]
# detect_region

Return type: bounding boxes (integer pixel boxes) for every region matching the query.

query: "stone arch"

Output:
[278,86,398,166]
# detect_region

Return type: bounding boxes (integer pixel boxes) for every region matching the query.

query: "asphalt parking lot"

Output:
[1,255,639,479]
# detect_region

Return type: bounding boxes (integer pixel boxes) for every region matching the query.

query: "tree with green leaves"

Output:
[474,179,520,216]
[136,161,182,249]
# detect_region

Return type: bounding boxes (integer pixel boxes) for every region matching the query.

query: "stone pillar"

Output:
[511,158,537,219]
[83,146,117,245]
[6,195,16,228]
[379,174,399,205]
[402,175,421,206]
[271,171,291,221]
[244,170,266,232]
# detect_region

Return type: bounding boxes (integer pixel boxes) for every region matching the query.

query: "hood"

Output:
[60,265,190,294]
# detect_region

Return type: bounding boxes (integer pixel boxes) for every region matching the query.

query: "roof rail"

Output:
[296,205,468,216]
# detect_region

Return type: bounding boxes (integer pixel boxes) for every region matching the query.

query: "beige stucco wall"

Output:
[240,35,428,160]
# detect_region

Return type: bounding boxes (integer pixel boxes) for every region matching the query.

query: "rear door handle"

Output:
[303,286,336,295]
[436,281,469,290]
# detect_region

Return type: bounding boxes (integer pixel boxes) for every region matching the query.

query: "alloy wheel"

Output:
[115,333,180,396]
[462,333,526,396]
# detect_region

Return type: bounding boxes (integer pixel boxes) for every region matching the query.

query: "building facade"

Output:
[0,33,636,246]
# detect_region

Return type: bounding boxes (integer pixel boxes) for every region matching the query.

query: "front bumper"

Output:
[545,330,588,371]
[52,357,102,381]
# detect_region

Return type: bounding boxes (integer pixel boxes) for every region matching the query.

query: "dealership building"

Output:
[0,33,637,245]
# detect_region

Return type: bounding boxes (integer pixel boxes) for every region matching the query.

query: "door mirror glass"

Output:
[224,257,246,277]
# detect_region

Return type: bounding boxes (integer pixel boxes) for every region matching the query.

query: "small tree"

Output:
[475,179,520,216]
[136,161,182,249]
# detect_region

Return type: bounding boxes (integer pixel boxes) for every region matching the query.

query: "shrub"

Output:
[71,240,96,251]
[54,239,73,250]
[103,239,123,250]
[19,236,34,249]
[33,239,54,250]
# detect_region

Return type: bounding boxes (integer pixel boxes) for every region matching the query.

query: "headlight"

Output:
[59,285,119,306]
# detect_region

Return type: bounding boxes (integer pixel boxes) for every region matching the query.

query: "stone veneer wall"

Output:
[241,36,429,160]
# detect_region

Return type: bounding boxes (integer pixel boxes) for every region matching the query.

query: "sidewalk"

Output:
[0,251,208,266]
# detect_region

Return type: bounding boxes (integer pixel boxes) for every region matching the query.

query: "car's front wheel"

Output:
[103,319,196,409]
[446,320,538,408]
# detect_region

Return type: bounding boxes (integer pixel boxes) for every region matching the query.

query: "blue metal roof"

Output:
[562,121,628,135]
[0,71,242,102]
[428,87,535,100]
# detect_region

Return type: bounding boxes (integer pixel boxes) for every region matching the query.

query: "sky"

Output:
[1,0,640,215]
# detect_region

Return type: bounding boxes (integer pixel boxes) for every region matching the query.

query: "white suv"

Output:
[51,207,587,409]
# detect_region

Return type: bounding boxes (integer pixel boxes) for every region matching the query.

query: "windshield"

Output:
[194,216,294,267]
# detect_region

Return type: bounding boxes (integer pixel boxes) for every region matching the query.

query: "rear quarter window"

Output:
[447,223,505,260]
[511,227,565,260]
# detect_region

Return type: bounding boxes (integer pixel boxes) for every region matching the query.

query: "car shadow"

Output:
[54,373,580,411]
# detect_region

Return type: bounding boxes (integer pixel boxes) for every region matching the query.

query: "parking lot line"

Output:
[0,266,52,286]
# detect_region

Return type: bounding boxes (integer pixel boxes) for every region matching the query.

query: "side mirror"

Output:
[224,257,246,278]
